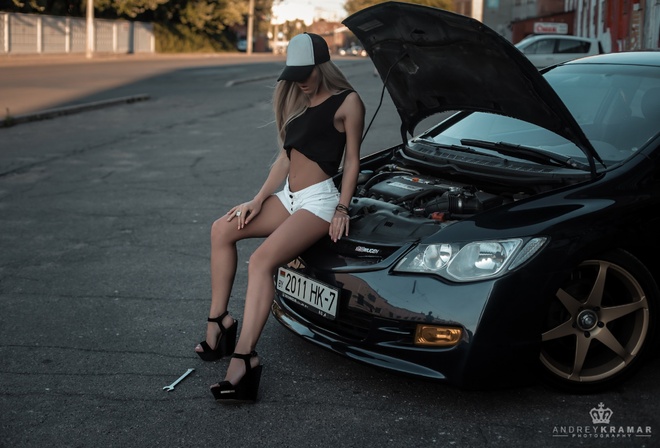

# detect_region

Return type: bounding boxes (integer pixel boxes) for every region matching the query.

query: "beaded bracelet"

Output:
[335,204,349,214]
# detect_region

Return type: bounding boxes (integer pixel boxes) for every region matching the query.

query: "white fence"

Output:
[0,12,154,55]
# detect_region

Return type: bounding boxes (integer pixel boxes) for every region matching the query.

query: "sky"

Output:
[271,0,347,24]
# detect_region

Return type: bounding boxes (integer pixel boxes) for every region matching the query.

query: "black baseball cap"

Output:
[278,33,331,82]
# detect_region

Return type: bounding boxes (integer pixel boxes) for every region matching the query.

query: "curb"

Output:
[1,94,150,128]
[225,73,279,87]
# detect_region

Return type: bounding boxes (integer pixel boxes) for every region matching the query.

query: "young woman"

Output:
[194,33,365,402]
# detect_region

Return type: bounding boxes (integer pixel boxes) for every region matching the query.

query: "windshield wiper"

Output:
[415,138,506,158]
[460,139,590,171]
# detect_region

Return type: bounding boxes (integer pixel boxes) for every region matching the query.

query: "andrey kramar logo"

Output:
[552,403,653,439]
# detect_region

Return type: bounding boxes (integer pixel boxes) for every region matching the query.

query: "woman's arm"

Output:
[330,92,365,242]
[253,149,290,204]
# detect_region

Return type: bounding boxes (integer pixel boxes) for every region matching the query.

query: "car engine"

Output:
[324,164,523,259]
[360,172,504,217]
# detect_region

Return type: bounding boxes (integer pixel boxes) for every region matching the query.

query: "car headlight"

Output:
[394,237,547,282]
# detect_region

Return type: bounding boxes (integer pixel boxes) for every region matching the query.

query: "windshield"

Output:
[421,64,660,169]
[425,113,586,163]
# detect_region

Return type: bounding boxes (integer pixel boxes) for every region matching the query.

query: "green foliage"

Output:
[177,0,244,33]
[94,0,170,18]
[154,22,234,53]
[279,19,307,41]
[344,0,453,16]
[1,0,84,15]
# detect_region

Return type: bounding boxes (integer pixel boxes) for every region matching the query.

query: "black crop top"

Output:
[283,90,354,176]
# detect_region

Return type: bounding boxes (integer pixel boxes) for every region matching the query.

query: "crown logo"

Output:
[589,403,613,424]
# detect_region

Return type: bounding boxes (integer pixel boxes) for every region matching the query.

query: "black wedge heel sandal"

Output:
[196,311,238,361]
[211,351,262,403]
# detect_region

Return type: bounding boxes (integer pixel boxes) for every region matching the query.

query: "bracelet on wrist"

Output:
[335,204,349,214]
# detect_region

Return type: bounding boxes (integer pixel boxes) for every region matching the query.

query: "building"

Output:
[307,19,345,54]
[464,0,659,51]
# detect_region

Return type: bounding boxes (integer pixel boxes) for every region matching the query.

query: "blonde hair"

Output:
[273,60,355,146]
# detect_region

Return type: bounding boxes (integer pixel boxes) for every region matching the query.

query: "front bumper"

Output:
[272,264,542,388]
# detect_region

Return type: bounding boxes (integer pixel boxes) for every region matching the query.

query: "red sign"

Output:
[533,22,569,34]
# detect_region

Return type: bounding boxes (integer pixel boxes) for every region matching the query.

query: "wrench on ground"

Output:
[163,368,194,391]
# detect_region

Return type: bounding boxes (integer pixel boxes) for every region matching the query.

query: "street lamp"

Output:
[247,0,254,55]
[86,0,94,58]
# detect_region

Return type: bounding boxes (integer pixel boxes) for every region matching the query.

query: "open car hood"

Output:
[342,2,601,169]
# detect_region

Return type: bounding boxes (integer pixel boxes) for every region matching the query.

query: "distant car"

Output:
[339,44,367,57]
[515,34,604,68]
[237,38,256,52]
[272,2,660,393]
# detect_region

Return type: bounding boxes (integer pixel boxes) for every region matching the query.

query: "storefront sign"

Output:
[533,22,569,34]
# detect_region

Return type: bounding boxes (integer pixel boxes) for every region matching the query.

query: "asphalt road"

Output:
[0,53,287,117]
[1,54,659,448]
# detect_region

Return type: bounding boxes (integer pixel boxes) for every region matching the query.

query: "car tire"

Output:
[539,249,658,393]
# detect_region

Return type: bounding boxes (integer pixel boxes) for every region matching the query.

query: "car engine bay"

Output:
[308,145,587,261]
[312,146,552,261]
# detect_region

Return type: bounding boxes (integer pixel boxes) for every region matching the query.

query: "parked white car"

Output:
[515,34,604,68]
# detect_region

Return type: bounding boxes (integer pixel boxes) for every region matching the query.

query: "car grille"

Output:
[282,295,417,344]
[284,297,372,340]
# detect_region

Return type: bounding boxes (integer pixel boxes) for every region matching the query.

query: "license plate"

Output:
[276,267,339,320]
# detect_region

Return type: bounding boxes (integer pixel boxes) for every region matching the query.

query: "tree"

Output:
[94,0,170,19]
[344,0,453,16]
[2,0,84,15]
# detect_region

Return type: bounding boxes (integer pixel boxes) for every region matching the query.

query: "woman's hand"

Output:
[329,210,350,242]
[226,200,262,229]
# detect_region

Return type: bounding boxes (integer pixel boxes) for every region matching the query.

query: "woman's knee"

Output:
[248,248,278,276]
[211,217,238,246]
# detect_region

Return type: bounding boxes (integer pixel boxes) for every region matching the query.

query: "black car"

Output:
[272,2,660,392]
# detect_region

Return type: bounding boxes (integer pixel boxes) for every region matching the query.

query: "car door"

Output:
[520,37,558,68]
[520,37,594,68]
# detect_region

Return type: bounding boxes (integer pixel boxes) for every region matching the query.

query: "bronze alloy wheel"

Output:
[540,250,657,392]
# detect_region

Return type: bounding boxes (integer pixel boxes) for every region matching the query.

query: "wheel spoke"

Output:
[556,287,582,314]
[569,334,592,380]
[542,319,576,342]
[600,298,646,324]
[585,262,608,308]
[595,327,632,363]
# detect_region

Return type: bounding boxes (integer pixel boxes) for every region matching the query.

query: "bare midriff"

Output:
[287,149,330,192]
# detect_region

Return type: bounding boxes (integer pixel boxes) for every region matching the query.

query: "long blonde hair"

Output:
[273,60,355,146]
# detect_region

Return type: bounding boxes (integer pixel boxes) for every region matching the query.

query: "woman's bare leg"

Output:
[220,209,330,384]
[195,196,289,353]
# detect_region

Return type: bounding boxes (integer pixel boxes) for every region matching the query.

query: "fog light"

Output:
[414,325,462,347]
[271,302,284,319]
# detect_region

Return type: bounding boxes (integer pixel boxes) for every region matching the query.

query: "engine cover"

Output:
[367,175,460,202]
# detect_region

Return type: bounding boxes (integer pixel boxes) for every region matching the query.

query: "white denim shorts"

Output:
[274,177,340,223]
